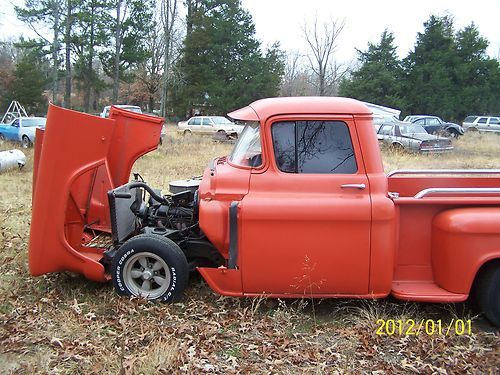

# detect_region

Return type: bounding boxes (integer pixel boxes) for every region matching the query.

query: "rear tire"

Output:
[21,135,32,148]
[0,134,5,143]
[390,143,405,152]
[476,263,500,327]
[111,234,189,302]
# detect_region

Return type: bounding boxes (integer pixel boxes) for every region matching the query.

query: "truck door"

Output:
[239,117,372,295]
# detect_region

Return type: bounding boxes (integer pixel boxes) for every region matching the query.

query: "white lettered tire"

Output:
[111,234,189,302]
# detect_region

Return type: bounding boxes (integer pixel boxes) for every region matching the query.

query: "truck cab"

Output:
[29,98,500,326]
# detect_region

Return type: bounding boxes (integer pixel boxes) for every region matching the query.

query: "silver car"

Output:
[462,116,500,133]
[177,116,244,137]
[377,122,453,153]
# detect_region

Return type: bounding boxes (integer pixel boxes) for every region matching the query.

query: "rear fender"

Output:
[432,207,500,294]
[29,104,163,281]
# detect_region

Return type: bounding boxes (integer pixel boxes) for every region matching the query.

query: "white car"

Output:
[177,116,244,137]
[462,116,500,133]
[100,105,142,118]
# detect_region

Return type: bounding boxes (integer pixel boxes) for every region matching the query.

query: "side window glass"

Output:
[272,122,296,173]
[490,118,500,125]
[191,118,201,125]
[415,119,425,125]
[272,121,357,174]
[12,119,19,127]
[478,117,487,124]
[379,125,393,135]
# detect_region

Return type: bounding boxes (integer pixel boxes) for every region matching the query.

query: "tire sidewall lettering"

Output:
[116,249,135,292]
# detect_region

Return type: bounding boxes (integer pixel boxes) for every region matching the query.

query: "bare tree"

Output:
[280,50,318,96]
[159,0,180,116]
[281,50,303,96]
[302,16,346,96]
[112,0,124,103]
[136,17,165,111]
[64,0,73,108]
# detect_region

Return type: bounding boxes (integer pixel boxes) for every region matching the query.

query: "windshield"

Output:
[211,116,232,125]
[400,124,427,134]
[229,122,261,167]
[124,107,142,113]
[22,118,46,127]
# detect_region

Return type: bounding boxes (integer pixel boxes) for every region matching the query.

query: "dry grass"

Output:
[0,130,499,374]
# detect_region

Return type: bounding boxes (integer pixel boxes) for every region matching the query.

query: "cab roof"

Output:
[227,97,372,122]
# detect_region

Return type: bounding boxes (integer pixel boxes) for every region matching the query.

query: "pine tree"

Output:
[455,24,500,118]
[72,0,110,112]
[174,0,284,116]
[99,0,155,103]
[10,49,48,114]
[403,15,459,119]
[339,30,403,109]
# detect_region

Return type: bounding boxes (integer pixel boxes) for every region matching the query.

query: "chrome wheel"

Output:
[123,251,171,299]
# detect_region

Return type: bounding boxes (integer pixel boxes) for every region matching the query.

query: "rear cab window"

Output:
[271,121,357,174]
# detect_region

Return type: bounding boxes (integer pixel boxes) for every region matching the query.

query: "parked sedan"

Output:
[403,115,464,137]
[377,122,453,153]
[0,117,46,147]
[177,116,244,137]
[462,115,500,133]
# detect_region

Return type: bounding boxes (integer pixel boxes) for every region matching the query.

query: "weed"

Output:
[292,255,326,328]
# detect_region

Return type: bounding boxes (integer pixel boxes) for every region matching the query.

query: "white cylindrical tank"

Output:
[0,149,26,173]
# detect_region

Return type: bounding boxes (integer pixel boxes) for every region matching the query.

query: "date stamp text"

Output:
[376,319,472,336]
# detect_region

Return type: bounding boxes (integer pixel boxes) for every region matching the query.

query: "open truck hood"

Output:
[29,104,163,282]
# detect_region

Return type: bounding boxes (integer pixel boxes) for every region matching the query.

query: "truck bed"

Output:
[387,170,500,301]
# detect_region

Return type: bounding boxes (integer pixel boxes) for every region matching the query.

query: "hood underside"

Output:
[29,104,163,281]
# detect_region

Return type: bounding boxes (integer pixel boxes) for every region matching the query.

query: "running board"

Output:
[391,281,468,302]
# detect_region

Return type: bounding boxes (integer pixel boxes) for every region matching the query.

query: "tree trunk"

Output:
[84,5,96,113]
[52,1,60,104]
[160,0,177,117]
[64,0,72,108]
[113,0,122,103]
[148,95,154,112]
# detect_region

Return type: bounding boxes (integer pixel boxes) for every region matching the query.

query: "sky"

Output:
[1,0,499,63]
[242,0,500,62]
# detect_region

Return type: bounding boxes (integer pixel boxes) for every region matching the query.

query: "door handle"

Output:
[341,183,366,190]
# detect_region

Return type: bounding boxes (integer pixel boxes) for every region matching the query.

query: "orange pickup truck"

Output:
[29,97,500,326]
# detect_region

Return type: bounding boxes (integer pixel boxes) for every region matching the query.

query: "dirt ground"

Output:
[0,129,499,374]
